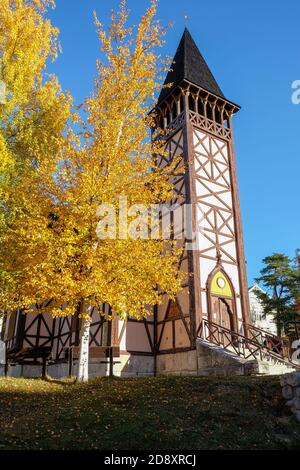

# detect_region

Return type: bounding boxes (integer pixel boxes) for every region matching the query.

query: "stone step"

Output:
[196,338,258,376]
[256,357,297,375]
[196,338,297,376]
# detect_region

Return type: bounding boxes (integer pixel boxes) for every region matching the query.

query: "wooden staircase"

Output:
[198,319,300,375]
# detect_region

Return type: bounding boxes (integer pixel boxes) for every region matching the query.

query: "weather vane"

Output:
[184,14,189,25]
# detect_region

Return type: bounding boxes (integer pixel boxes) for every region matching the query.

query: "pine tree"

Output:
[255,253,300,336]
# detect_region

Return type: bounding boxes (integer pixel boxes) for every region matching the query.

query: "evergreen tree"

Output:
[255,253,300,336]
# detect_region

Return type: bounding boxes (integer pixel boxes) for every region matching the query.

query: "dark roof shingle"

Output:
[158,28,225,102]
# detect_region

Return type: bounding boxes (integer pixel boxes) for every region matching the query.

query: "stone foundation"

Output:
[0,362,110,379]
[117,354,154,377]
[196,339,258,376]
[280,372,300,422]
[0,364,22,377]
[3,341,286,379]
[156,350,197,376]
[0,354,154,379]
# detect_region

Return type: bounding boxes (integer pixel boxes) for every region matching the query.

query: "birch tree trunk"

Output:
[77,313,91,383]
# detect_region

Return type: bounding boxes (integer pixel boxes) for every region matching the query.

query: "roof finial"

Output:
[184,14,188,26]
[216,248,222,265]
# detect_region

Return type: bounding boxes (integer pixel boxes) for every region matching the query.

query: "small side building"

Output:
[248,284,277,335]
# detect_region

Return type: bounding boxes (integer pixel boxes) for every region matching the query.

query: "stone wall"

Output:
[156,350,197,376]
[117,354,154,377]
[196,339,258,376]
[280,372,300,422]
[0,355,154,379]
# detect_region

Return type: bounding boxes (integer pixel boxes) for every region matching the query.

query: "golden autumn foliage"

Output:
[0,0,74,304]
[0,0,73,227]
[0,1,184,321]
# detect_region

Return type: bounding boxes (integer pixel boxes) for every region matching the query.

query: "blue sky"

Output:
[48,0,300,284]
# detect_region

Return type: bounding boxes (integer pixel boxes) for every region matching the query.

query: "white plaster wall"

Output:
[158,322,173,350]
[193,128,243,321]
[249,288,277,335]
[174,319,190,348]
[223,264,240,295]
[199,258,215,289]
[236,297,243,323]
[125,321,153,353]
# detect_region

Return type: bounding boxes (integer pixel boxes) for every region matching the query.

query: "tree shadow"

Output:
[42,375,77,386]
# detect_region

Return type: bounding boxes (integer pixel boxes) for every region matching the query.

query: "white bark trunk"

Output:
[77,316,91,382]
[116,118,125,147]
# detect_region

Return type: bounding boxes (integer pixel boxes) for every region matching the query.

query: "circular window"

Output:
[217,277,226,289]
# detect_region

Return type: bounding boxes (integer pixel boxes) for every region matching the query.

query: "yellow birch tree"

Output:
[0,0,184,382]
[0,0,74,298]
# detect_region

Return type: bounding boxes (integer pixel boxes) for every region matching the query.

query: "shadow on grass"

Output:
[42,375,77,386]
[0,375,299,450]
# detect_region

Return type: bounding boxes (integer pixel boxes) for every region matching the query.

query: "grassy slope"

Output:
[0,375,299,450]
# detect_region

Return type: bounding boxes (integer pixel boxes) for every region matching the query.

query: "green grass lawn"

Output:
[0,375,299,450]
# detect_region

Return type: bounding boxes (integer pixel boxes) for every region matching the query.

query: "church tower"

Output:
[151,28,251,374]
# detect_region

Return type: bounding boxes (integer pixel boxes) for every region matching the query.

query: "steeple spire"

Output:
[158,28,224,102]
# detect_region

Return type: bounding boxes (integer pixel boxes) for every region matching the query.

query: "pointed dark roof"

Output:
[158,28,225,102]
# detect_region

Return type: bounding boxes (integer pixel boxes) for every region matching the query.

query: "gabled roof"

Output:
[248,283,266,294]
[158,28,225,103]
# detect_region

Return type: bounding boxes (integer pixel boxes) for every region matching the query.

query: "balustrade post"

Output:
[202,319,206,340]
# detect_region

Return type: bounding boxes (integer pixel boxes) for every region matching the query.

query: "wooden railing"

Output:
[243,323,290,359]
[189,111,232,141]
[152,110,232,141]
[198,319,300,368]
[285,321,300,343]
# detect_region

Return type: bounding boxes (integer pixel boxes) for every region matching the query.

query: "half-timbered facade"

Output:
[146,28,251,374]
[1,29,252,378]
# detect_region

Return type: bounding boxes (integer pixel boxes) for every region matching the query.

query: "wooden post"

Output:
[227,110,251,335]
[195,92,199,115]
[68,347,73,378]
[153,304,158,377]
[183,92,201,346]
[4,360,8,378]
[42,355,47,378]
[203,97,208,120]
[176,97,180,115]
[109,346,114,378]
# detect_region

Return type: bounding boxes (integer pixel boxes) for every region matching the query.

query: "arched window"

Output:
[215,107,222,125]
[180,95,184,113]
[172,101,177,120]
[206,102,213,121]
[207,268,237,334]
[198,98,205,117]
[159,114,164,130]
[166,108,171,125]
[188,94,195,112]
[210,271,233,298]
